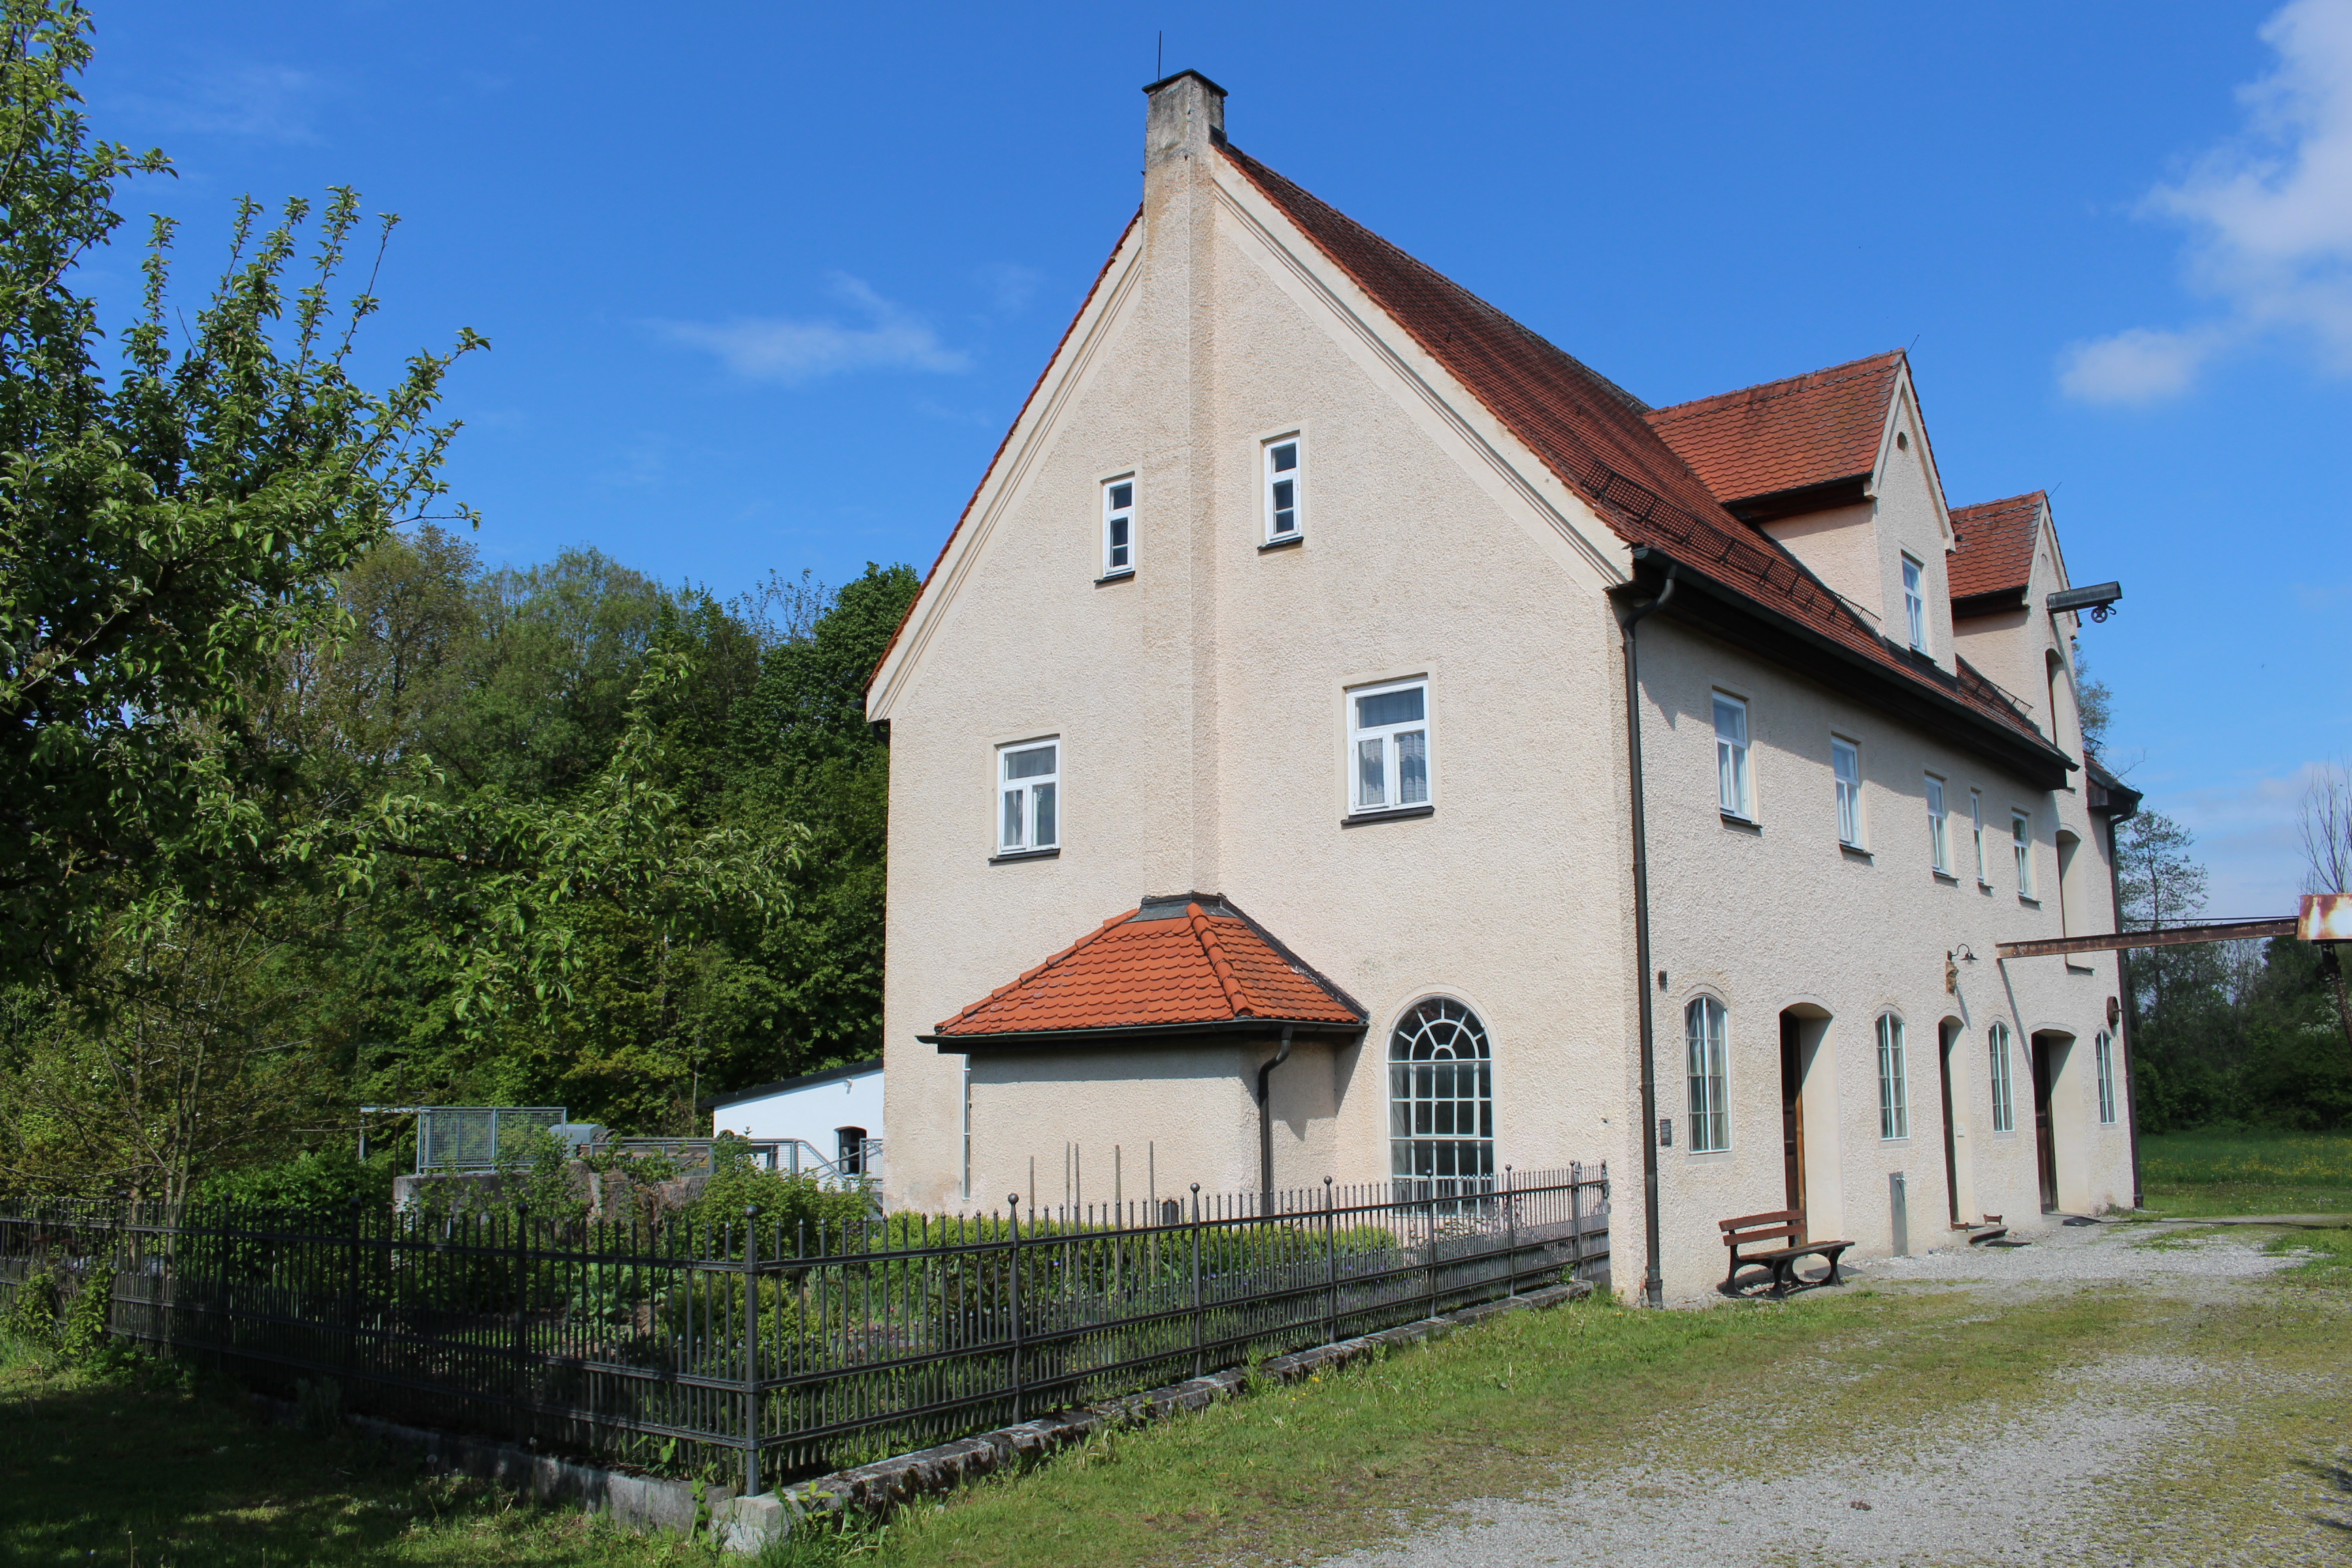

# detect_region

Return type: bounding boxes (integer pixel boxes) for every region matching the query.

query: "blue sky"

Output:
[82,0,2349,914]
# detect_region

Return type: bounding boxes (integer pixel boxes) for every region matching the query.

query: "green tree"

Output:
[0,0,480,981]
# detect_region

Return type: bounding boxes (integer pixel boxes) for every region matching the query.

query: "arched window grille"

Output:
[1388,997,1493,1193]
[1876,1013,1910,1139]
[1684,996,1729,1152]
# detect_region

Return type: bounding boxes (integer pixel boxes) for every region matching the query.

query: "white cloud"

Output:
[2061,0,2352,404]
[652,275,970,386]
[976,263,1044,314]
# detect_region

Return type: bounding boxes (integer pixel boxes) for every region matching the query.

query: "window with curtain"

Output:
[1902,554,1927,651]
[998,740,1059,853]
[1877,1013,1909,1139]
[1989,1022,2016,1132]
[1388,997,1492,1190]
[1685,996,1729,1152]
[1351,680,1429,813]
[2094,1031,2117,1125]
[1926,774,1950,873]
[1833,737,1863,847]
[1714,694,1752,819]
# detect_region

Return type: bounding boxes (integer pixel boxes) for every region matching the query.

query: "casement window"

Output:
[1877,1013,1910,1139]
[998,739,1059,853]
[1351,679,1429,813]
[2012,811,2035,898]
[1902,554,1927,652]
[1388,997,1492,1190]
[1101,476,1134,576]
[1714,694,1752,819]
[1989,1022,2016,1133]
[1833,737,1863,847]
[1685,996,1730,1153]
[1926,774,1951,874]
[1971,790,1989,883]
[1264,436,1302,542]
[2094,1031,2118,1125]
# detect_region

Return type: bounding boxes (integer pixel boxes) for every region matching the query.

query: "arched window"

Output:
[1684,996,1729,1152]
[1989,1022,2016,1132]
[1389,998,1493,1190]
[1876,1013,1910,1139]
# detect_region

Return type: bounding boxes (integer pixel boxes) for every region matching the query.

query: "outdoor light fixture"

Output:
[1945,945,1978,994]
[2046,582,2123,622]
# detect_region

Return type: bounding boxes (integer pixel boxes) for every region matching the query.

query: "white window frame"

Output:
[2012,809,2036,898]
[1877,1013,1910,1139]
[1989,1022,2016,1133]
[1263,434,1303,542]
[1926,774,1950,875]
[2094,1030,2117,1125]
[1101,474,1134,577]
[1833,736,1863,847]
[1685,995,1730,1154]
[1714,693,1752,820]
[1971,789,1988,884]
[997,738,1060,854]
[1349,678,1430,815]
[1902,553,1927,652]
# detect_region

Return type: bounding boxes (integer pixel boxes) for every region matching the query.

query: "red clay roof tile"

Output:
[1643,353,1904,506]
[1948,491,2046,601]
[933,898,1362,1038]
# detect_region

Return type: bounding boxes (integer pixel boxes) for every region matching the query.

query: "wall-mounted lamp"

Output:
[1945,945,1978,994]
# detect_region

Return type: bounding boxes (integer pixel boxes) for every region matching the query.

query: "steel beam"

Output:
[1997,918,2297,960]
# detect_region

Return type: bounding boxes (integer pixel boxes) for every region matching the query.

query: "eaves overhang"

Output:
[1722,472,1873,525]
[1618,545,2076,792]
[924,1019,1369,1054]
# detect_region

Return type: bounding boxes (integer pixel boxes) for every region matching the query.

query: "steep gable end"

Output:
[1949,491,2046,612]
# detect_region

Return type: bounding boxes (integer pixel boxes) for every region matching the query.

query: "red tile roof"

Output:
[1643,353,1904,507]
[1948,491,2045,602]
[1219,147,2055,757]
[931,898,1363,1039]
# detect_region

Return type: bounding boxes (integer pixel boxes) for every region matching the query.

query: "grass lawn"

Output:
[0,1340,723,1567]
[2138,1126,2352,1215]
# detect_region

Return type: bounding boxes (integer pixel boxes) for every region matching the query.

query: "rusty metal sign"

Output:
[2300,894,2352,943]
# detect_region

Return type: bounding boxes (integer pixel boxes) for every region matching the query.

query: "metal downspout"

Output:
[1619,555,1678,1309]
[1258,1024,1295,1206]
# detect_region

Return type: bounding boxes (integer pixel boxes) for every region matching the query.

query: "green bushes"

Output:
[3,1264,117,1368]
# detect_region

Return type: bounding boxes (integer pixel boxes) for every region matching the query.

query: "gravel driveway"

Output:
[1316,1224,2344,1568]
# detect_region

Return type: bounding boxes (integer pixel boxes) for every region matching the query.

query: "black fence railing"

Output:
[0,1164,1605,1494]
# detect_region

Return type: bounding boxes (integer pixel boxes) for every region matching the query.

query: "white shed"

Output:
[707,1060,884,1179]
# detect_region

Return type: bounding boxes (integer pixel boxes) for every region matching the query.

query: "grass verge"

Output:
[2138,1126,2352,1215]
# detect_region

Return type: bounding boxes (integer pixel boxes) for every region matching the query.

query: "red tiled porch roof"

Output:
[1948,491,2045,601]
[929,896,1362,1040]
[1643,352,1904,508]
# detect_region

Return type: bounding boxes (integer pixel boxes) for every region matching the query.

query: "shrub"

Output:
[3,1267,60,1348]
[57,1264,113,1364]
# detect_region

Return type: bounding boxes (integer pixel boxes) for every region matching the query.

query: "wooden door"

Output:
[1779,1015,1806,1215]
[2031,1036,2059,1213]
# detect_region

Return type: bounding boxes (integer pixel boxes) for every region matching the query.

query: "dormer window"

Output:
[1901,555,1927,651]
[1102,476,1134,577]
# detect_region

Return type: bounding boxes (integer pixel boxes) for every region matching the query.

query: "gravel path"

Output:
[1317,1223,2336,1568]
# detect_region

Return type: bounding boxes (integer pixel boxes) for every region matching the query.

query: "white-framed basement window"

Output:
[1833,736,1863,847]
[1902,554,1927,652]
[1989,1021,2016,1133]
[1714,693,1752,819]
[1971,789,1989,884]
[1264,436,1302,542]
[1685,996,1729,1153]
[2095,1030,2118,1125]
[1350,679,1428,813]
[1877,1013,1910,1139]
[2012,809,2036,898]
[1926,774,1950,875]
[998,738,1059,853]
[1101,475,1134,576]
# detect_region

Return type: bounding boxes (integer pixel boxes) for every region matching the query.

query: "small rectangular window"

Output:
[1877,1014,1909,1139]
[1264,437,1302,541]
[1971,790,1987,883]
[2094,1031,2118,1125]
[1833,737,1862,847]
[1685,996,1729,1153]
[1102,476,1134,576]
[1925,774,1950,874]
[2012,810,2034,898]
[1714,695,1752,819]
[1989,1023,2016,1133]
[1350,679,1428,813]
[1902,554,1927,652]
[999,740,1060,853]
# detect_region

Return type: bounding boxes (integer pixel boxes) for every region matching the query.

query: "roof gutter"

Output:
[924,1018,1365,1052]
[1615,559,1677,1311]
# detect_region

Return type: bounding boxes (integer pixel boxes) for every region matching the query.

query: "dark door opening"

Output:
[1939,1022,1961,1227]
[2029,1040,2059,1213]
[1779,1014,1806,1215]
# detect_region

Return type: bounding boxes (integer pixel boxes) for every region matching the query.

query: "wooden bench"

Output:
[1719,1209,1852,1298]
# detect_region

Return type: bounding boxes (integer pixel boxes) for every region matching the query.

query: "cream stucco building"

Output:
[863,71,2140,1303]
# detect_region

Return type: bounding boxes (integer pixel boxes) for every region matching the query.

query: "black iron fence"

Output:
[0,1164,1605,1493]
